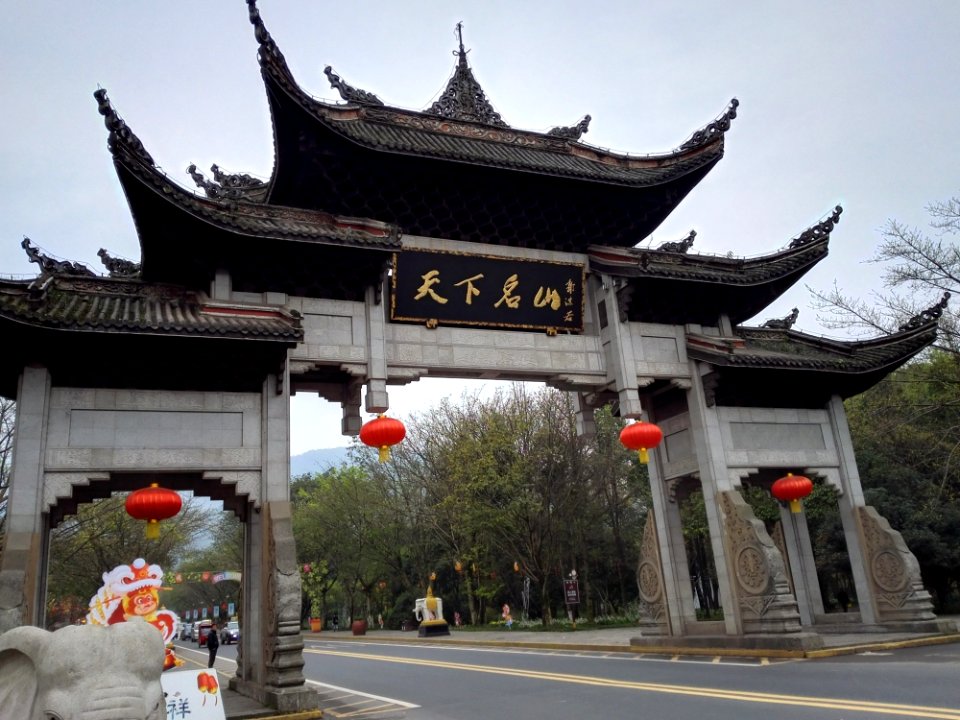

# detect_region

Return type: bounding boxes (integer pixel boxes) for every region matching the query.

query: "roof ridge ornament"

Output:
[547,115,591,140]
[898,292,951,332]
[762,307,799,330]
[188,164,267,202]
[21,238,96,277]
[324,66,384,106]
[789,205,843,248]
[657,229,696,253]
[247,0,293,73]
[426,22,508,128]
[679,98,739,151]
[97,249,141,278]
[93,88,155,166]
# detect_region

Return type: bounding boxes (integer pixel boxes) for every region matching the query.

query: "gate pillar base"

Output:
[630,632,825,653]
[229,677,322,713]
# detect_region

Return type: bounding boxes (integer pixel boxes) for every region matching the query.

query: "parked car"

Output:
[220,620,240,645]
[180,623,194,641]
[197,621,214,647]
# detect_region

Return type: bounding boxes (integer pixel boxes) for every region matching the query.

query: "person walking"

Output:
[207,623,220,668]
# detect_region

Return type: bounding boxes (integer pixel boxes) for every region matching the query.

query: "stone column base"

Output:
[229,677,322,713]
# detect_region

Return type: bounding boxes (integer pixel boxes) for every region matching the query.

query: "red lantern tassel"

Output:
[378,445,390,463]
[146,519,160,539]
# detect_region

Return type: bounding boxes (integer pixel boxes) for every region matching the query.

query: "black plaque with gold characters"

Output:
[391,249,585,333]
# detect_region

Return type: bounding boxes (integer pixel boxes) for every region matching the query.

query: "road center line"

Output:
[306,648,960,719]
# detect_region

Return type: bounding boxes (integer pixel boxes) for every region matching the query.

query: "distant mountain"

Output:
[291,447,352,477]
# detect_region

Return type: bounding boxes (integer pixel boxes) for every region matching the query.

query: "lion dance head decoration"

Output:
[86,558,183,670]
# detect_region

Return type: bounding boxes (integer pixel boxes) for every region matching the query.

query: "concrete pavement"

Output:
[220,619,960,717]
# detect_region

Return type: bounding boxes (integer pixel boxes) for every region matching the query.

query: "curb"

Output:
[305,631,960,660]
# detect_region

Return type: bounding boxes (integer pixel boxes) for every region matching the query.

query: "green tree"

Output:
[0,398,13,546]
[846,352,960,610]
[45,493,215,627]
[809,195,960,610]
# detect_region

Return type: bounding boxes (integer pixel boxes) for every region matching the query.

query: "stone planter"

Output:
[351,619,368,636]
[309,618,322,632]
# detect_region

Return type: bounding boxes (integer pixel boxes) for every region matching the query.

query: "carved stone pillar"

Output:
[856,506,936,624]
[0,366,52,634]
[770,522,794,597]
[719,491,802,634]
[231,501,319,713]
[636,508,670,634]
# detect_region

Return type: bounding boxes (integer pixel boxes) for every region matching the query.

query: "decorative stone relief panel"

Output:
[719,490,802,634]
[770,521,794,596]
[856,506,935,622]
[636,508,669,634]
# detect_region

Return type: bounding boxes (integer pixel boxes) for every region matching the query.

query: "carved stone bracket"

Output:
[803,468,843,496]
[386,368,430,385]
[719,490,802,634]
[636,508,669,634]
[728,468,759,490]
[856,506,935,622]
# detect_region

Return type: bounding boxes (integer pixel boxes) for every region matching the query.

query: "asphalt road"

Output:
[173,637,960,720]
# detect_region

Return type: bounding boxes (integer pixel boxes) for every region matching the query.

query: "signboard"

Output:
[391,249,585,333]
[563,579,580,606]
[161,669,226,720]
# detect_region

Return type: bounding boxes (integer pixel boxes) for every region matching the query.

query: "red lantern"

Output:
[771,472,814,513]
[125,483,182,539]
[359,414,406,462]
[619,421,663,464]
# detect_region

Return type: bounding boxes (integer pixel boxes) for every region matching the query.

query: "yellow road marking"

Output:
[307,647,960,719]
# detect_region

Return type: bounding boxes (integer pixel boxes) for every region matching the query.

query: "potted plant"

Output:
[301,563,324,633]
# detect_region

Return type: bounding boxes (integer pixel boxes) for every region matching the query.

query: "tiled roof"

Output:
[0,276,303,341]
[687,323,937,374]
[247,0,731,188]
[589,237,828,285]
[321,109,723,185]
[95,89,401,253]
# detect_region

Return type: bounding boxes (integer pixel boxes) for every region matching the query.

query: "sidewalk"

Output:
[306,617,960,659]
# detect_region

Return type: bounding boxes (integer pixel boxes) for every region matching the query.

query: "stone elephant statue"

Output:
[0,619,166,720]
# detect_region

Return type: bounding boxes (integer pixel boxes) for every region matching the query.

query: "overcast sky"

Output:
[3,1,958,453]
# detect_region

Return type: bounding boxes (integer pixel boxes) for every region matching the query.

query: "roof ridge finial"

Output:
[679,98,739,151]
[898,292,951,332]
[455,21,467,64]
[324,66,384,106]
[789,205,843,248]
[426,22,507,127]
[93,88,155,166]
[21,237,96,277]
